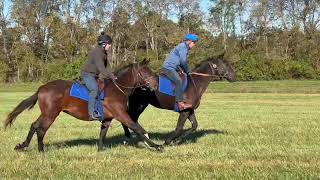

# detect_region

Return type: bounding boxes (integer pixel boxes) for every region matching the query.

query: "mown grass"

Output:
[208,80,320,93]
[0,80,320,179]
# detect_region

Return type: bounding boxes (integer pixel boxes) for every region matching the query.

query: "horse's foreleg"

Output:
[188,110,198,131]
[14,116,42,151]
[117,113,163,151]
[131,123,163,151]
[164,111,190,145]
[98,120,112,151]
[174,110,198,144]
[123,102,148,145]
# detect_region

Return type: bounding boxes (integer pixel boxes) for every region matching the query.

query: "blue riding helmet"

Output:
[184,33,199,42]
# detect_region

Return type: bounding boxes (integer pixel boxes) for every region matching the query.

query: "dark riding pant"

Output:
[162,68,184,102]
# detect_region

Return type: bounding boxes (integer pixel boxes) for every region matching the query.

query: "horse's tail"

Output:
[4,89,39,129]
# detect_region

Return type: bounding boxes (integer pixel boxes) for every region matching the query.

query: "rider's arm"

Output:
[94,53,113,79]
[178,46,190,74]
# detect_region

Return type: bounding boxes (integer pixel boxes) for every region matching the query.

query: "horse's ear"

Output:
[141,58,150,65]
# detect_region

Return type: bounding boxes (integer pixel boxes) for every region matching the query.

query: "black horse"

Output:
[123,56,236,145]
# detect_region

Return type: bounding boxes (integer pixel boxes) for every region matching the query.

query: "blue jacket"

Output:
[163,42,190,73]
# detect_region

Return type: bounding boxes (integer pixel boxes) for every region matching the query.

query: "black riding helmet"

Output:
[97,32,112,45]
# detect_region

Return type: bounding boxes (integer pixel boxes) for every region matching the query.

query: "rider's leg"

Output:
[81,73,100,120]
[162,69,192,110]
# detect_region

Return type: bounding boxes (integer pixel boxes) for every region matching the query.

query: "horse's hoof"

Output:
[97,147,105,152]
[123,140,129,145]
[155,145,164,152]
[164,139,174,146]
[173,138,184,145]
[14,143,27,151]
[123,138,130,145]
[163,142,170,146]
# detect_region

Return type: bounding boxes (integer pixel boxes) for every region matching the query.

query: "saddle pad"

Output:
[158,74,188,96]
[69,81,105,119]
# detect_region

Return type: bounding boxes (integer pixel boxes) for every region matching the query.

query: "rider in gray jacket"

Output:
[81,32,116,120]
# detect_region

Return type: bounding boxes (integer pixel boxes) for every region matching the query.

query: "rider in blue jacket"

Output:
[162,33,199,111]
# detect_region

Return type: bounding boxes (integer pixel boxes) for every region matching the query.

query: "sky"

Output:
[3,0,10,17]
[200,0,211,15]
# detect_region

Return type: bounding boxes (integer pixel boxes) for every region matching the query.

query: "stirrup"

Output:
[89,111,102,121]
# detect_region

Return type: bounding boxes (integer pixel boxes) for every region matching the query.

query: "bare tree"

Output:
[209,0,238,51]
[0,1,10,62]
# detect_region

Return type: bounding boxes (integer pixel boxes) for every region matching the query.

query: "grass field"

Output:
[0,81,320,179]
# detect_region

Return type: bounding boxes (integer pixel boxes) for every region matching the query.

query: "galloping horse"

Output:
[123,56,236,145]
[4,60,163,152]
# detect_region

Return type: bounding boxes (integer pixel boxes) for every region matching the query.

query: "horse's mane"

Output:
[193,57,223,72]
[114,59,150,77]
[114,63,136,77]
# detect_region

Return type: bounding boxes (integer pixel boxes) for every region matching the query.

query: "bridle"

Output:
[112,65,154,95]
[190,62,229,80]
[189,62,229,96]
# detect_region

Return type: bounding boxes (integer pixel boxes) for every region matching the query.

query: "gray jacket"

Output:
[81,46,113,79]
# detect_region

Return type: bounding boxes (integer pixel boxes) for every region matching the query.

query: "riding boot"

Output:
[178,102,192,111]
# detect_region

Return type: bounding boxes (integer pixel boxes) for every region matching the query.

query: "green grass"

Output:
[0,81,320,179]
[0,82,42,92]
[209,80,320,93]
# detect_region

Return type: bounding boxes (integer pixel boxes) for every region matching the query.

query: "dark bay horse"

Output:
[4,60,163,152]
[123,57,236,145]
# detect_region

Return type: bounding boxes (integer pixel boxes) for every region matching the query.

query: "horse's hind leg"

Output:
[121,123,132,144]
[14,116,42,151]
[35,114,59,152]
[98,119,112,151]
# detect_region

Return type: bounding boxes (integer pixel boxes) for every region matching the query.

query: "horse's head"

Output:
[209,58,236,82]
[131,59,158,91]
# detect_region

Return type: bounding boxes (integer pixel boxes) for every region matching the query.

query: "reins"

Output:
[112,67,153,95]
[189,62,227,96]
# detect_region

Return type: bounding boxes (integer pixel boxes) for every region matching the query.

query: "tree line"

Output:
[0,0,319,82]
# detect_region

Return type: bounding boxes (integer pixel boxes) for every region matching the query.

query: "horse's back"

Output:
[36,79,73,104]
[38,79,72,93]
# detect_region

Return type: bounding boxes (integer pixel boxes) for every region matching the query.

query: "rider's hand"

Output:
[111,74,117,81]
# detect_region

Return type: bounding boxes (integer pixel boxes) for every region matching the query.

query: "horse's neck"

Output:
[190,67,214,97]
[112,71,135,96]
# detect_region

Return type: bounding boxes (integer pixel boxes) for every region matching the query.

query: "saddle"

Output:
[70,79,107,119]
[77,78,105,93]
[158,71,188,96]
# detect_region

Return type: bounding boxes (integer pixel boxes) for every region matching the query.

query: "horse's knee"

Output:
[180,112,189,119]
[36,128,45,139]
[101,121,111,128]
[31,120,40,128]
[175,126,184,132]
[191,120,198,131]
